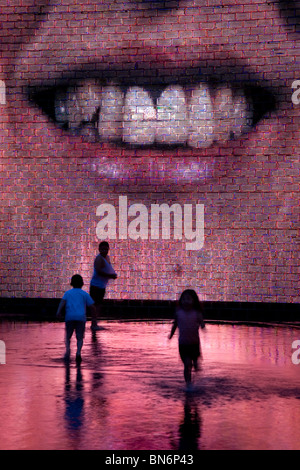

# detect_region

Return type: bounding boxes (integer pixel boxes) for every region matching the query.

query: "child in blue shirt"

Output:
[57,274,95,364]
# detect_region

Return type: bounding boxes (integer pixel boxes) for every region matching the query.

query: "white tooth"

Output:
[232,90,252,137]
[187,83,215,148]
[76,79,102,122]
[98,85,124,141]
[54,82,101,129]
[65,86,83,129]
[213,85,234,142]
[123,86,156,145]
[76,123,99,142]
[0,80,6,105]
[54,89,69,126]
[156,85,188,145]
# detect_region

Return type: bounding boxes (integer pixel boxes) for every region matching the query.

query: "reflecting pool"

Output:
[0,320,299,450]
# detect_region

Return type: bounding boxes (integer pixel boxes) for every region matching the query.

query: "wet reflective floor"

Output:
[0,320,300,450]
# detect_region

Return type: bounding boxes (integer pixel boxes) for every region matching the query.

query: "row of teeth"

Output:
[54,79,252,147]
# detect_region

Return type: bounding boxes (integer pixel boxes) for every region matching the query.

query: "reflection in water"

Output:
[0,320,299,450]
[64,364,84,432]
[177,396,201,451]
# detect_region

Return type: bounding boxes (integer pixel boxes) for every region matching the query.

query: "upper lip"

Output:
[19,50,280,95]
[15,32,281,94]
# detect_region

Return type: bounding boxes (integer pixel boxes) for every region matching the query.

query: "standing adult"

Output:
[89,241,117,331]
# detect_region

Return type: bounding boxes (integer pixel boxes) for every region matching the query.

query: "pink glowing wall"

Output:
[0,0,299,303]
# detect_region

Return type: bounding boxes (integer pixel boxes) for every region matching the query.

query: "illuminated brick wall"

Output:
[0,0,299,304]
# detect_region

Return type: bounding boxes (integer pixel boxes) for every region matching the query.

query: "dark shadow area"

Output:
[0,297,299,324]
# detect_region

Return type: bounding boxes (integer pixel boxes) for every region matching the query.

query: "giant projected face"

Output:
[0,0,299,302]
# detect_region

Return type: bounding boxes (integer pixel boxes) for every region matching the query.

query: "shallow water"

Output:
[0,320,300,450]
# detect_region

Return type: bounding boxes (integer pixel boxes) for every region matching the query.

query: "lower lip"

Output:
[84,133,254,192]
[87,145,218,189]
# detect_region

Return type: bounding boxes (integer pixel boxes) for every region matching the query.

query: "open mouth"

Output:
[28,72,276,149]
